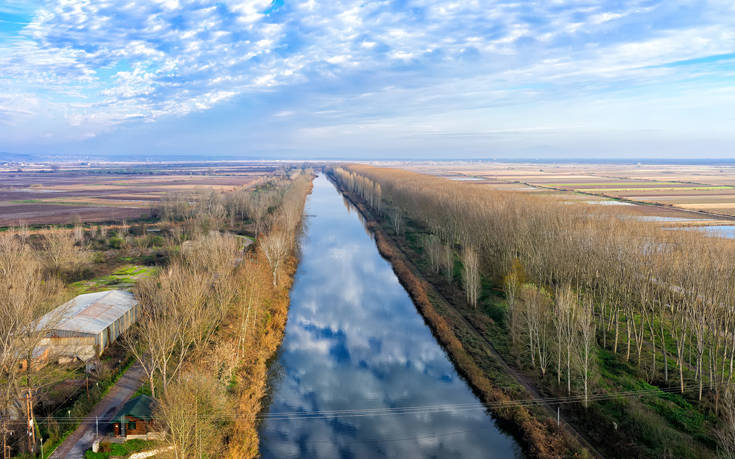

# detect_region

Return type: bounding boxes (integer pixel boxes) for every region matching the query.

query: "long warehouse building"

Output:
[37,289,139,361]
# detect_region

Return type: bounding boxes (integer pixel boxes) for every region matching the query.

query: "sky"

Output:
[1,0,734,160]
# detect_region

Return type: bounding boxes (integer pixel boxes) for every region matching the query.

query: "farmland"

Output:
[398,161,735,235]
[0,162,280,226]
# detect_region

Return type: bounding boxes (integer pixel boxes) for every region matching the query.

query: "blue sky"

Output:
[1,0,734,160]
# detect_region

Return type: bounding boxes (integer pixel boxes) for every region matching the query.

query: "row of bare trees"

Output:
[125,232,240,398]
[125,170,313,458]
[332,165,735,413]
[158,170,311,238]
[259,174,314,286]
[333,168,382,212]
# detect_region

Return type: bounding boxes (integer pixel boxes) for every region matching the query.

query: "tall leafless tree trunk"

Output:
[462,246,480,308]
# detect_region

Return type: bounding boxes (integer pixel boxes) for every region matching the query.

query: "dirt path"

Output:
[50,363,146,459]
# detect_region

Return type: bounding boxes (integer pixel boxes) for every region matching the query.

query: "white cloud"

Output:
[0,0,734,147]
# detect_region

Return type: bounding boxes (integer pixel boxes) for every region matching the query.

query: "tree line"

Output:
[332,165,735,424]
[126,170,313,458]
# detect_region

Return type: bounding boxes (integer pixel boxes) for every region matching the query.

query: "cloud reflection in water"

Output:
[259,175,521,458]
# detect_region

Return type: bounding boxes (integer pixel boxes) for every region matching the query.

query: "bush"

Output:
[147,235,165,248]
[108,236,124,249]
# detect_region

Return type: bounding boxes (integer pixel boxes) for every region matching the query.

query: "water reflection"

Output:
[259,175,521,458]
[704,225,735,238]
[666,225,735,239]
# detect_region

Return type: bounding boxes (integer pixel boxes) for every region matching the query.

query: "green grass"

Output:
[84,439,155,458]
[70,264,156,294]
[131,382,153,398]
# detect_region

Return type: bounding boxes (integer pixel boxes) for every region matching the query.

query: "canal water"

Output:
[259,175,521,458]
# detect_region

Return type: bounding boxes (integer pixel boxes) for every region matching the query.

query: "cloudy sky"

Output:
[1,0,734,160]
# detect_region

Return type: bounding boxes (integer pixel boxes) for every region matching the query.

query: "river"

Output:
[258,175,521,458]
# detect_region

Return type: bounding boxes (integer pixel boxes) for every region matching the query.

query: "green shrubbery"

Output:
[84,439,154,458]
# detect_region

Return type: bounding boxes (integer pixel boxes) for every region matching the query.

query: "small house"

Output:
[117,395,158,438]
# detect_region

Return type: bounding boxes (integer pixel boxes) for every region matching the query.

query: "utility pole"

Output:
[25,389,35,453]
[1,419,10,459]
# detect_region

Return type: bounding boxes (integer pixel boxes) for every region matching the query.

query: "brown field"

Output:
[0,162,287,226]
[392,161,735,224]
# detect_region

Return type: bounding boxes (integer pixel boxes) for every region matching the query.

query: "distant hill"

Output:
[0,152,37,162]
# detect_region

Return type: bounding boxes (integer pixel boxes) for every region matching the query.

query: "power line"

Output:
[2,382,708,425]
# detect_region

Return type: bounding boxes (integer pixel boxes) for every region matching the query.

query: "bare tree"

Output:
[260,231,292,287]
[72,224,84,244]
[0,234,61,456]
[717,390,735,458]
[462,246,480,308]
[504,270,521,349]
[247,191,276,237]
[41,229,90,279]
[423,234,442,273]
[577,298,596,408]
[441,242,454,282]
[554,285,577,394]
[126,261,213,396]
[390,207,402,236]
[156,370,232,459]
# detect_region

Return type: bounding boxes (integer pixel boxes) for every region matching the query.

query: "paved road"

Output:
[50,363,146,459]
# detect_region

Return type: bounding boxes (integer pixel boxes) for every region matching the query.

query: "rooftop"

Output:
[120,395,156,420]
[38,290,138,335]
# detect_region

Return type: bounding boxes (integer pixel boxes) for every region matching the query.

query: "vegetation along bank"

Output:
[331,164,735,458]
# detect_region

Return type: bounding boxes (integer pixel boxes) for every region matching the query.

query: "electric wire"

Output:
[1,382,709,425]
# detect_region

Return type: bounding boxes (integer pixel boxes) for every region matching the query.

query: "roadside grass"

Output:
[131,383,152,399]
[84,439,156,458]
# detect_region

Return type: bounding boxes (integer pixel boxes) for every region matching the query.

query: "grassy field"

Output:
[70,264,157,294]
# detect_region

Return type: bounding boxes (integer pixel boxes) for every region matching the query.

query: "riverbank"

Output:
[227,180,314,458]
[328,173,590,457]
[226,249,301,457]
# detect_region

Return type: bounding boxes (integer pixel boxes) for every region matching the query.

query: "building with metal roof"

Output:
[38,290,139,361]
[114,395,160,439]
